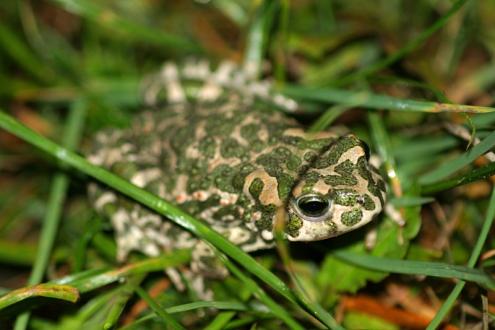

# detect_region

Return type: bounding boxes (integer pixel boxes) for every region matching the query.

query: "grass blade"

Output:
[335,0,469,85]
[0,22,52,82]
[50,0,199,52]
[283,85,495,114]
[0,284,79,312]
[427,185,495,329]
[419,130,495,184]
[333,251,495,289]
[14,99,87,330]
[61,251,191,293]
[135,286,185,330]
[421,161,495,194]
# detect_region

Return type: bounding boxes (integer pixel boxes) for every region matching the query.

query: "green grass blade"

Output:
[63,251,191,293]
[166,301,247,314]
[102,274,146,330]
[221,255,306,330]
[333,251,495,289]
[135,286,185,330]
[427,185,495,329]
[0,241,54,266]
[28,99,87,286]
[50,0,199,52]
[282,85,495,114]
[421,161,495,194]
[419,130,495,184]
[244,0,279,76]
[335,0,469,85]
[308,105,349,133]
[120,301,251,330]
[0,22,52,82]
[0,111,338,327]
[14,99,87,330]
[389,197,435,207]
[0,284,79,312]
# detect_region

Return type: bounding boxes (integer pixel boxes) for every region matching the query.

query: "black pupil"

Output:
[298,198,328,217]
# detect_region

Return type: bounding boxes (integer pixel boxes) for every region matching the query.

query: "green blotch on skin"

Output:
[170,125,195,152]
[208,164,237,193]
[276,173,295,201]
[335,159,355,175]
[324,174,358,186]
[362,194,376,211]
[314,136,360,169]
[232,163,256,190]
[213,205,240,219]
[240,123,259,141]
[251,140,265,152]
[290,137,334,151]
[256,153,282,177]
[220,138,247,159]
[181,194,221,215]
[357,156,372,181]
[325,220,338,234]
[261,204,276,213]
[274,146,291,157]
[249,178,264,199]
[377,179,386,192]
[334,189,358,206]
[303,151,318,162]
[254,203,276,231]
[357,156,385,206]
[256,146,302,177]
[287,154,302,171]
[286,213,303,237]
[300,171,321,194]
[256,213,273,231]
[198,136,217,159]
[341,208,363,227]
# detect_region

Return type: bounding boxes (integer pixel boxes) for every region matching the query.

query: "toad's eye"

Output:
[359,139,371,161]
[295,195,331,219]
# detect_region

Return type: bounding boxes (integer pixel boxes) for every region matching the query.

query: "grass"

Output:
[0,0,494,329]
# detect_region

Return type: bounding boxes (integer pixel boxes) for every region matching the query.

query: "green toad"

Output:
[88,60,386,282]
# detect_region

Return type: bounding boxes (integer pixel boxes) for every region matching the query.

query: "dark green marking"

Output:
[313,135,360,169]
[198,136,217,159]
[341,208,363,227]
[357,156,385,206]
[286,213,303,237]
[213,205,240,220]
[362,194,376,211]
[325,220,338,234]
[301,171,321,194]
[232,162,256,190]
[220,138,248,159]
[276,172,295,201]
[324,174,358,186]
[255,204,276,231]
[249,178,264,200]
[333,189,359,206]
